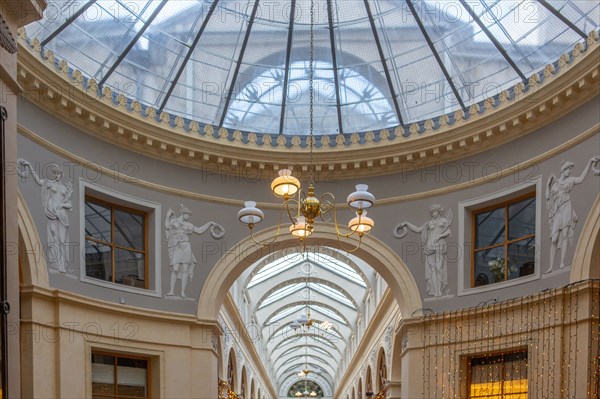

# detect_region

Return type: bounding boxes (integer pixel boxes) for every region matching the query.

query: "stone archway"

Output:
[17,191,48,288]
[198,225,422,322]
[571,194,600,281]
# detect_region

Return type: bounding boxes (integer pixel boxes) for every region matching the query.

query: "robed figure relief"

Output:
[394,204,453,297]
[17,159,73,273]
[165,205,225,298]
[545,157,600,273]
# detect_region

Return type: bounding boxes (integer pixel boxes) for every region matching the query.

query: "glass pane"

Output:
[92,354,115,395]
[85,240,112,282]
[115,249,145,288]
[508,197,536,241]
[474,246,506,286]
[117,357,147,398]
[85,202,111,243]
[475,207,505,249]
[508,238,536,280]
[114,209,145,251]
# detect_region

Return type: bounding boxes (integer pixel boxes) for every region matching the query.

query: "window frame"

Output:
[91,350,152,399]
[457,178,542,296]
[79,180,162,297]
[471,191,536,288]
[467,349,528,399]
[85,195,149,289]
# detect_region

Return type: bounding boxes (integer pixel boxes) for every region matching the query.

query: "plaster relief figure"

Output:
[17,159,73,273]
[165,204,225,298]
[394,204,452,297]
[546,157,600,273]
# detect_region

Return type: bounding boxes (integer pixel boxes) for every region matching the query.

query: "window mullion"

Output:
[505,205,509,282]
[111,207,116,284]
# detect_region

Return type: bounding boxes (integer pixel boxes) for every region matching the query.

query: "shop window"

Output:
[85,197,148,289]
[472,193,535,287]
[469,351,528,398]
[92,352,149,398]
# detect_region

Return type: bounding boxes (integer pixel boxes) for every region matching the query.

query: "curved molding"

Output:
[16,28,600,179]
[18,190,49,287]
[197,226,422,322]
[571,193,600,282]
[17,123,599,209]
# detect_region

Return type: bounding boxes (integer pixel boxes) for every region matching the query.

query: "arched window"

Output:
[378,348,388,392]
[241,367,247,398]
[358,378,363,399]
[227,348,236,392]
[366,366,373,395]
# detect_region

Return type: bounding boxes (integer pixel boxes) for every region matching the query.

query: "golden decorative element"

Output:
[365,131,375,142]
[204,124,214,136]
[409,123,420,135]
[247,132,257,144]
[219,127,228,139]
[190,120,200,134]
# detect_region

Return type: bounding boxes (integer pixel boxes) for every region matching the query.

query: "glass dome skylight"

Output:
[26,0,598,136]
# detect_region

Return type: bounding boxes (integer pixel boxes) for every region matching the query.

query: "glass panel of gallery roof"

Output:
[27,0,599,135]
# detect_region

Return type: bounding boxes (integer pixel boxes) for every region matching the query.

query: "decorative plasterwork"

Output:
[18,123,599,210]
[0,14,17,54]
[16,29,600,178]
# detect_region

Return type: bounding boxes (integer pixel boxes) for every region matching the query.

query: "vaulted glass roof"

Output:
[26,0,598,136]
[234,247,376,395]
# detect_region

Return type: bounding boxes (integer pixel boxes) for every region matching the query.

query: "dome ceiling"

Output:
[25,0,598,136]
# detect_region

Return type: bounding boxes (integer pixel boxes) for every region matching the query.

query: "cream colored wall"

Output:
[19,284,222,399]
[0,1,46,397]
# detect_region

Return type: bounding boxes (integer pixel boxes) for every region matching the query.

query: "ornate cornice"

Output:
[18,123,599,209]
[16,28,600,179]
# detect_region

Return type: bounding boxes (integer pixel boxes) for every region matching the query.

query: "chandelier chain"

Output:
[309,0,315,184]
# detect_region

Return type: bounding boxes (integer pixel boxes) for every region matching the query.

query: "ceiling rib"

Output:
[219,0,261,127]
[41,0,97,47]
[538,0,588,39]
[158,0,221,113]
[326,0,344,135]
[362,0,404,126]
[458,0,527,82]
[405,0,467,112]
[98,0,168,87]
[278,0,297,136]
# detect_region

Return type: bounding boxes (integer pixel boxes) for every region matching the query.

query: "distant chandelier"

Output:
[238,0,375,252]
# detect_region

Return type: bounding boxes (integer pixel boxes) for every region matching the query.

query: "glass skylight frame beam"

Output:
[98,0,168,87]
[538,0,588,39]
[457,0,527,83]
[405,0,467,112]
[278,0,296,136]
[362,0,404,126]
[326,0,344,135]
[219,0,261,127]
[40,0,97,48]
[158,0,221,113]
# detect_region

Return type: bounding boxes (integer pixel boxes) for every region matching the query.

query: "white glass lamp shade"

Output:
[303,390,310,396]
[296,314,309,325]
[348,211,374,233]
[271,169,300,197]
[310,391,317,397]
[238,201,264,224]
[295,391,303,397]
[347,184,375,209]
[289,216,311,238]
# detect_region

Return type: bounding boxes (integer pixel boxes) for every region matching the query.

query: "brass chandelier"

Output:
[238,0,375,252]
